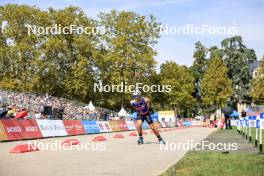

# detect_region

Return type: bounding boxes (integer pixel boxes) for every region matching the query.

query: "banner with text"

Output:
[158,111,175,122]
[37,120,67,137]
[82,120,100,134]
[96,121,112,133]
[126,121,136,130]
[63,120,85,135]
[1,119,42,140]
[117,120,129,131]
[108,121,122,132]
[0,120,8,141]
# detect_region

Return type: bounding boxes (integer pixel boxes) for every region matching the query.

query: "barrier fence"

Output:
[234,113,264,153]
[0,119,201,142]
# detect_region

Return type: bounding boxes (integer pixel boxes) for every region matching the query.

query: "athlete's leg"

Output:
[136,119,144,144]
[146,115,165,144]
[149,123,161,137]
[136,119,143,136]
[145,115,160,137]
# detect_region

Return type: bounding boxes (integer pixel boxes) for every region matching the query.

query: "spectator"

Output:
[222,102,233,130]
[0,90,116,120]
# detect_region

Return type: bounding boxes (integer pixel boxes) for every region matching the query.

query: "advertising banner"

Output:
[1,119,23,140]
[230,120,238,126]
[19,120,42,139]
[117,120,129,131]
[108,120,122,131]
[183,121,192,127]
[37,120,68,137]
[0,120,8,141]
[256,120,260,129]
[260,113,264,119]
[2,119,42,140]
[126,121,136,130]
[160,121,167,128]
[63,120,85,135]
[82,120,100,134]
[0,119,40,140]
[192,120,201,126]
[96,121,112,133]
[245,119,249,127]
[133,121,149,129]
[240,120,243,127]
[158,111,175,122]
[242,120,245,127]
[249,120,256,128]
[168,121,175,127]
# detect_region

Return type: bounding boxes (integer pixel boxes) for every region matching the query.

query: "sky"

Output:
[1,0,264,67]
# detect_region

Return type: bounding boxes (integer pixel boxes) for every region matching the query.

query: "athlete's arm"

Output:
[144,98,152,108]
[130,100,134,106]
[130,100,137,110]
[144,97,154,115]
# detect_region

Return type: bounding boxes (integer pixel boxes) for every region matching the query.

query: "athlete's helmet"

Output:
[132,90,141,99]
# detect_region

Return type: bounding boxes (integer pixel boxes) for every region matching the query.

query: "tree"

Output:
[190,41,208,114]
[0,5,161,111]
[251,56,264,104]
[201,56,233,112]
[0,5,97,99]
[97,10,160,109]
[221,36,257,104]
[191,41,208,81]
[160,61,196,116]
[0,4,48,92]
[63,57,95,102]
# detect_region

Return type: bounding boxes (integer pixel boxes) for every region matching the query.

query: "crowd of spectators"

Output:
[0,90,115,120]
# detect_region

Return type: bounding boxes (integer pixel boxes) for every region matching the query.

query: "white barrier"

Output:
[236,115,264,153]
[261,119,264,129]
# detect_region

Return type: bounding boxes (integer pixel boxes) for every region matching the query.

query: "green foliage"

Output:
[191,41,208,81]
[0,5,159,111]
[0,4,259,114]
[221,36,257,103]
[201,56,233,112]
[96,10,160,109]
[159,61,196,114]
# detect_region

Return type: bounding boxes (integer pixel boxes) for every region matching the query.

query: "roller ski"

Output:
[158,137,166,145]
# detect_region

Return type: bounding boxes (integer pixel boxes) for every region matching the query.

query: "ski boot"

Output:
[159,137,166,145]
[137,137,144,145]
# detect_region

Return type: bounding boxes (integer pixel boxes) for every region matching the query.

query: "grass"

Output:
[160,127,264,176]
[160,151,264,176]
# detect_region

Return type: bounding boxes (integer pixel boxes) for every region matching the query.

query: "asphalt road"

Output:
[0,127,216,176]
